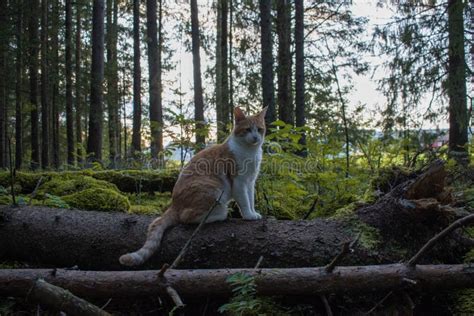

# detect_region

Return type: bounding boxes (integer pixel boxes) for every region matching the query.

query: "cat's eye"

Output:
[246,128,252,132]
[257,128,263,133]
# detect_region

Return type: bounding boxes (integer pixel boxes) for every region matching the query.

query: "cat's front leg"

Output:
[248,179,262,218]
[233,178,261,220]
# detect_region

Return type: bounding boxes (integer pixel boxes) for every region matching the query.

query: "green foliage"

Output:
[219,273,284,315]
[62,188,130,212]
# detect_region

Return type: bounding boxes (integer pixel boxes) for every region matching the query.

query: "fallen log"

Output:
[2,264,473,299]
[0,160,469,269]
[28,279,110,316]
[0,169,178,194]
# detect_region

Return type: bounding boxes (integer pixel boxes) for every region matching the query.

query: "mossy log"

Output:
[1,264,473,299]
[0,169,178,194]
[0,161,470,270]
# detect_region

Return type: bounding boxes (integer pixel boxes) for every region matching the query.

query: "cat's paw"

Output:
[243,211,262,220]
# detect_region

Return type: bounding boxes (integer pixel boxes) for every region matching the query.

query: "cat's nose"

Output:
[253,136,259,142]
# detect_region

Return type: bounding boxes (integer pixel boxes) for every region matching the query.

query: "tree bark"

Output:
[75,0,83,165]
[51,0,60,169]
[294,0,306,154]
[447,0,468,159]
[0,0,8,169]
[66,0,75,166]
[259,0,276,128]
[1,264,474,300]
[106,0,119,166]
[131,0,142,155]
[29,0,40,170]
[87,0,105,163]
[191,0,205,150]
[146,0,163,159]
[276,0,293,125]
[15,0,23,170]
[41,0,50,169]
[216,0,229,142]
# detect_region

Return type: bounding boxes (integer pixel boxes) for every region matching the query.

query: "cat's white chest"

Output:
[228,138,262,179]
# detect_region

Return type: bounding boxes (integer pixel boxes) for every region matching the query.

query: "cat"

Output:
[119,106,267,266]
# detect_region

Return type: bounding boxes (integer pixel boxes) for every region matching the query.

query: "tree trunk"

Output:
[447,0,468,160]
[229,0,234,122]
[41,0,50,169]
[0,161,466,270]
[216,0,229,142]
[131,0,142,155]
[29,0,40,170]
[15,0,23,170]
[87,0,105,163]
[276,0,293,125]
[2,264,474,300]
[106,0,119,167]
[294,0,306,155]
[51,0,60,169]
[66,0,75,166]
[259,0,276,128]
[146,0,163,159]
[191,0,205,150]
[0,0,7,169]
[75,0,83,165]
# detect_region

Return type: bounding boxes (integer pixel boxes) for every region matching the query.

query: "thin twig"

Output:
[8,137,17,207]
[156,191,224,311]
[169,190,224,270]
[325,233,360,273]
[303,196,319,220]
[254,256,263,270]
[166,286,184,309]
[407,213,474,266]
[28,176,44,206]
[366,291,393,315]
[319,295,333,316]
[402,292,415,311]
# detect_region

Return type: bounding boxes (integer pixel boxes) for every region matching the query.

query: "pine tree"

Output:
[191,0,205,149]
[131,0,142,154]
[259,0,276,128]
[87,0,105,162]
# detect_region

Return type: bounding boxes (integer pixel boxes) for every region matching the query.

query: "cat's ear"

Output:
[257,106,268,120]
[234,107,246,122]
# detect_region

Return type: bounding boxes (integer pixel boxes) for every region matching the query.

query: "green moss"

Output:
[128,192,171,215]
[0,172,48,193]
[91,169,179,193]
[332,207,381,250]
[38,175,119,197]
[352,221,381,250]
[332,202,358,219]
[63,188,130,212]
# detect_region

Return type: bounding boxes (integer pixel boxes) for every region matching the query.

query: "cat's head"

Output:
[232,107,268,147]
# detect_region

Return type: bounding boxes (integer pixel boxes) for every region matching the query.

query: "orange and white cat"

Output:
[119,106,267,266]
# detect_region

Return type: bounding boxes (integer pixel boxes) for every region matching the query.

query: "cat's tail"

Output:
[119,209,177,266]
